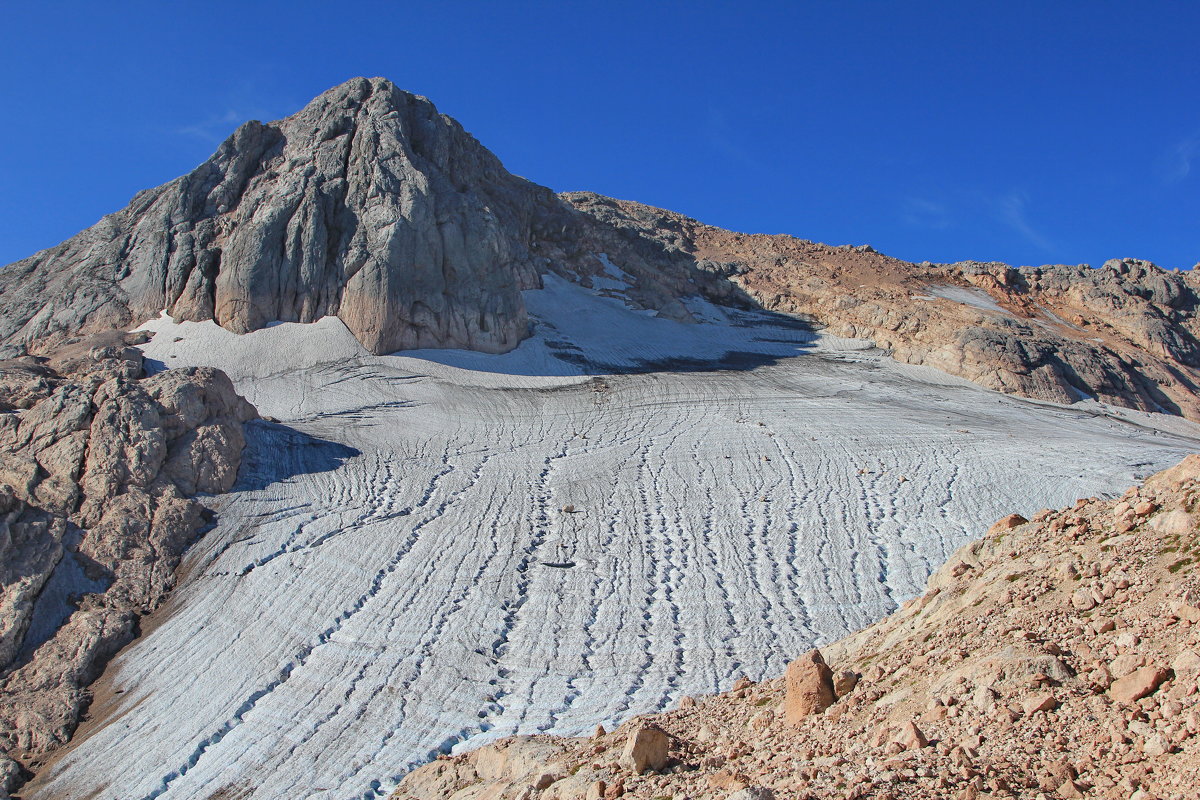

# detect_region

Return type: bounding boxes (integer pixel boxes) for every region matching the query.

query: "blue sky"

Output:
[1,1,1197,269]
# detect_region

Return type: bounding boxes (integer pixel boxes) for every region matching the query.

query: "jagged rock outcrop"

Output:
[0,77,564,358]
[561,193,1200,420]
[620,727,671,775]
[389,455,1200,800]
[0,335,255,793]
[0,495,66,673]
[5,75,1200,800]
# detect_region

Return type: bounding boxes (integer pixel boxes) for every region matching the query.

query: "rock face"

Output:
[561,193,1200,421]
[4,76,1200,799]
[620,727,671,774]
[891,720,929,750]
[390,454,1200,800]
[0,77,561,358]
[1111,666,1170,705]
[0,336,255,793]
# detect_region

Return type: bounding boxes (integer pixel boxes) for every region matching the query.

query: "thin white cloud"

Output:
[173,79,286,143]
[995,191,1055,252]
[176,109,253,142]
[900,197,951,230]
[1160,132,1200,184]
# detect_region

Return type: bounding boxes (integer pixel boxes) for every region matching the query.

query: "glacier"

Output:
[26,272,1200,800]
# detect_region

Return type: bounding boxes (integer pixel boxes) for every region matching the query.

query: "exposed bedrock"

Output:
[560,193,1200,420]
[0,336,256,793]
[0,77,563,357]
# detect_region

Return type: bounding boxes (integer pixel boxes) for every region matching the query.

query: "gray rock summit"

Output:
[0,77,558,356]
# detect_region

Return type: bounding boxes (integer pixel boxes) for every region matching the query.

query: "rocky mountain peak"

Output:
[0,76,559,357]
[5,79,1200,423]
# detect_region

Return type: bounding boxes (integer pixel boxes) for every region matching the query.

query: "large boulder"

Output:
[620,726,671,774]
[784,648,835,723]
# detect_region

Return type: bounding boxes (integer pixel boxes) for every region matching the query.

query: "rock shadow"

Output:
[232,419,361,492]
[401,295,828,379]
[14,527,112,667]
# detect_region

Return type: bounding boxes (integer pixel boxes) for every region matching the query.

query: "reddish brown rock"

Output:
[1022,693,1059,715]
[1133,500,1158,516]
[988,513,1028,536]
[392,455,1200,800]
[892,721,930,750]
[785,649,836,724]
[1109,666,1169,705]
[0,339,256,794]
[562,194,1200,423]
[833,669,859,697]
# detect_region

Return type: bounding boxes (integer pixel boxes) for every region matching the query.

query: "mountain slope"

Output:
[562,193,1200,420]
[1,78,1200,800]
[0,77,559,357]
[0,337,255,794]
[17,284,1200,800]
[3,78,1200,421]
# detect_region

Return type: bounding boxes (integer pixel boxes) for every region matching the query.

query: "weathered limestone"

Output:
[1109,666,1169,705]
[0,78,562,359]
[620,726,670,774]
[562,193,1200,421]
[832,669,859,697]
[0,337,255,794]
[891,720,929,750]
[6,79,1200,424]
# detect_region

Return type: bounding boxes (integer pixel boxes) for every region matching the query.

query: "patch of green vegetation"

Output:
[1005,571,1026,582]
[1168,557,1195,574]
[755,697,771,706]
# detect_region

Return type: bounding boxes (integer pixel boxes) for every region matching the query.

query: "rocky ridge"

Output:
[561,193,1200,421]
[391,455,1200,800]
[3,78,1200,423]
[0,75,1198,800]
[0,335,255,794]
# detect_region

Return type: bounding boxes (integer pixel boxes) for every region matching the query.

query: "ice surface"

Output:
[926,285,1012,314]
[589,253,634,294]
[31,270,1200,800]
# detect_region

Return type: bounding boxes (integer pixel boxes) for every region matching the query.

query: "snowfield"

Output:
[29,274,1200,800]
